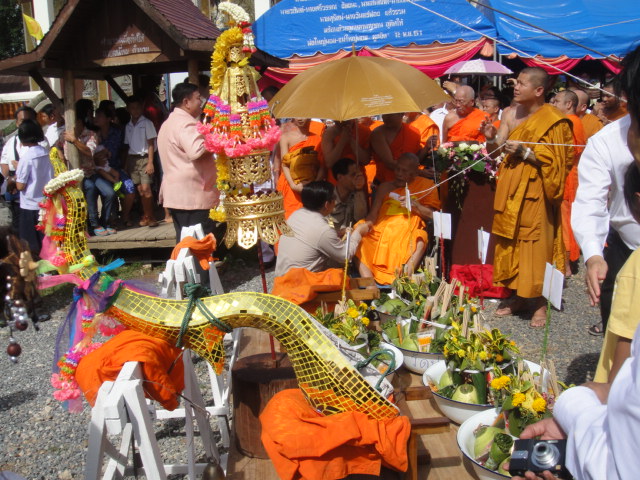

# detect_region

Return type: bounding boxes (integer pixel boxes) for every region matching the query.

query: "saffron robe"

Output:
[356,176,441,285]
[492,103,573,297]
[277,135,323,218]
[326,123,371,184]
[410,114,439,148]
[580,112,603,140]
[562,114,586,262]
[371,123,421,183]
[446,108,487,143]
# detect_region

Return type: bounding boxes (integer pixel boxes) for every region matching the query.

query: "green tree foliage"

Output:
[0,1,25,60]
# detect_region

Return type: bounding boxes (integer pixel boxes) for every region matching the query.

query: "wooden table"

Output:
[226,329,479,479]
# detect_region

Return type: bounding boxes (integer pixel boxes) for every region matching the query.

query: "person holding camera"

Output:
[512,45,640,480]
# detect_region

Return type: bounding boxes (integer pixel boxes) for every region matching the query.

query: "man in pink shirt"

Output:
[157,83,219,243]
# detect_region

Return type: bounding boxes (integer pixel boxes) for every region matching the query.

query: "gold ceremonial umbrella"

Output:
[270,55,450,121]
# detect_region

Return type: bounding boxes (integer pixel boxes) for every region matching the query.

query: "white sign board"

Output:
[433,211,452,240]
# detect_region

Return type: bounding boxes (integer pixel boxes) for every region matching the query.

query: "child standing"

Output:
[123,95,158,227]
[15,119,53,255]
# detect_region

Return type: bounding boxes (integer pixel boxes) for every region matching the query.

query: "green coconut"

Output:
[473,425,503,459]
[438,369,454,390]
[451,383,480,404]
[498,457,512,476]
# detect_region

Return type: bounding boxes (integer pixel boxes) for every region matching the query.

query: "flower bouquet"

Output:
[434,142,500,209]
[314,299,375,355]
[433,319,520,405]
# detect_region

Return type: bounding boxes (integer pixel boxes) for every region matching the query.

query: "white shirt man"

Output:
[571,115,640,333]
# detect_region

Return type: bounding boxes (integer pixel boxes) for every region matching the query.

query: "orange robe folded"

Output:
[372,124,421,183]
[76,330,185,410]
[170,233,216,269]
[410,114,439,148]
[357,176,441,285]
[492,104,573,297]
[562,114,586,262]
[446,108,487,142]
[580,112,603,140]
[271,267,344,305]
[260,388,411,480]
[277,135,323,218]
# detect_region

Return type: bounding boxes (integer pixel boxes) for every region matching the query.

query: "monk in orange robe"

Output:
[571,88,603,139]
[370,113,421,184]
[481,67,573,327]
[277,118,324,218]
[481,97,501,129]
[443,86,487,143]
[406,112,439,149]
[600,84,628,125]
[356,153,441,285]
[551,90,587,270]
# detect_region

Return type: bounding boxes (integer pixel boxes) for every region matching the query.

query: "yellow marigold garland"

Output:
[209,27,245,94]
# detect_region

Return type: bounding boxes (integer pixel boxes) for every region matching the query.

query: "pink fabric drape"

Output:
[258,39,490,87]
[520,54,622,75]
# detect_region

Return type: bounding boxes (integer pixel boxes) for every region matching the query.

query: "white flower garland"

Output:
[216,2,250,29]
[44,169,85,195]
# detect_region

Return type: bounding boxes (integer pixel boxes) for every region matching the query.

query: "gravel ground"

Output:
[0,253,601,479]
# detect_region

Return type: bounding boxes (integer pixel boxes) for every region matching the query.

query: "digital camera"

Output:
[508,438,573,479]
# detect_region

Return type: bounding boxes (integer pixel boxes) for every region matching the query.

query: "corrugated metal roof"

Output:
[148,0,220,40]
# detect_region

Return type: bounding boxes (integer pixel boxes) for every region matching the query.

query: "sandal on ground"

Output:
[93,226,108,237]
[139,217,149,227]
[588,322,605,336]
[106,227,117,235]
[147,218,159,227]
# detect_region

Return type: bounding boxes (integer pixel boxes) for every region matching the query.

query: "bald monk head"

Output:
[393,152,420,187]
[452,85,476,118]
[602,83,625,116]
[571,89,590,117]
[481,97,501,122]
[514,67,548,106]
[381,113,404,129]
[550,90,578,116]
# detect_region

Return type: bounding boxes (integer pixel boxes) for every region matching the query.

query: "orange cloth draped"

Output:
[492,104,573,298]
[562,114,586,262]
[580,113,603,139]
[277,135,323,218]
[309,120,326,136]
[372,123,421,183]
[357,176,441,285]
[170,233,216,269]
[271,267,344,305]
[76,330,185,410]
[493,119,501,129]
[260,389,411,480]
[410,114,439,148]
[446,108,487,142]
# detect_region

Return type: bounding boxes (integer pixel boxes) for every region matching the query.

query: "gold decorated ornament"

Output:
[223,191,292,248]
[228,149,272,185]
[201,2,284,249]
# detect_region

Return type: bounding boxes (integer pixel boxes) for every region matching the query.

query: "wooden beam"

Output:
[188,59,199,85]
[63,69,79,169]
[104,75,129,102]
[28,69,63,111]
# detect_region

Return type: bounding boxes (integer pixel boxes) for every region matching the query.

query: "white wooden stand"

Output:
[84,354,226,480]
[158,224,224,299]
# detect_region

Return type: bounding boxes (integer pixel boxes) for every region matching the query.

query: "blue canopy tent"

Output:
[253,0,500,83]
[253,0,497,58]
[474,0,640,67]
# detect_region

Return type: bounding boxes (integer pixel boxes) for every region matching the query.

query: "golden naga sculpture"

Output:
[40,158,398,420]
